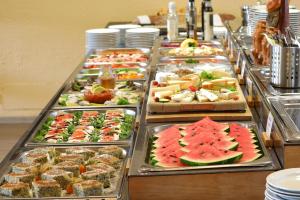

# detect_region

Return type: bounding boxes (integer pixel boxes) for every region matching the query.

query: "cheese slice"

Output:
[199,89,219,102]
[196,92,209,102]
[219,91,239,100]
[151,84,180,92]
[167,80,192,90]
[155,90,174,99]
[209,78,236,86]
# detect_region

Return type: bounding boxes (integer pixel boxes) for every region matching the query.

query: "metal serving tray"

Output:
[0,145,129,200]
[251,68,300,96]
[160,39,222,48]
[156,62,234,77]
[85,48,151,66]
[25,108,137,147]
[77,67,148,82]
[52,81,144,110]
[137,122,272,173]
[269,96,300,142]
[82,62,148,70]
[158,47,225,58]
[159,56,230,65]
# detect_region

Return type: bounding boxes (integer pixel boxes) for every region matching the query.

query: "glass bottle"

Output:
[201,0,205,34]
[186,0,198,40]
[167,1,178,41]
[203,0,214,41]
[99,65,116,89]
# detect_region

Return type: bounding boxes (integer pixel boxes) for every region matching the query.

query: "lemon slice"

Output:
[91,84,105,93]
[180,38,198,48]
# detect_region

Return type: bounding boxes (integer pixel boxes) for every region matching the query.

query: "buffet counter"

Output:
[226,21,300,169]
[0,25,297,200]
[127,37,281,200]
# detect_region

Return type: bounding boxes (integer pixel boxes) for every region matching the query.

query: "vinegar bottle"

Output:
[99,65,116,89]
[186,0,198,40]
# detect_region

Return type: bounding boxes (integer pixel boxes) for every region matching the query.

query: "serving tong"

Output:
[264,27,300,48]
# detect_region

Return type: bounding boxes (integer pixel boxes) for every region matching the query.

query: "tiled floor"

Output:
[0,123,31,161]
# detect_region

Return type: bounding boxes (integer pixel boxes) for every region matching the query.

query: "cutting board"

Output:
[147,80,247,113]
[145,104,253,123]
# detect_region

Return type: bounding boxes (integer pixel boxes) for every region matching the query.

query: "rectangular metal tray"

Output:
[159,56,230,65]
[251,68,300,96]
[85,48,151,66]
[138,122,272,173]
[52,81,144,110]
[82,62,148,70]
[158,47,225,58]
[269,96,300,142]
[0,145,129,200]
[155,63,234,78]
[25,108,137,147]
[160,40,222,48]
[77,67,148,82]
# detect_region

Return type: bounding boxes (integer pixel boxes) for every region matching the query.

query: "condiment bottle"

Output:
[203,0,214,41]
[99,65,116,89]
[186,0,198,40]
[201,0,205,33]
[167,1,178,41]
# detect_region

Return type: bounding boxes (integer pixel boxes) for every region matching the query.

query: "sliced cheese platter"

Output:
[147,71,247,113]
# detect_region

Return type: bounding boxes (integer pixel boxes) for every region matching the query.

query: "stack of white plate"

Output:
[248,5,300,36]
[86,28,120,52]
[125,28,160,48]
[108,24,141,47]
[265,168,300,200]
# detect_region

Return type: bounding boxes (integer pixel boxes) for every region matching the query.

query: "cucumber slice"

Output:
[159,98,171,103]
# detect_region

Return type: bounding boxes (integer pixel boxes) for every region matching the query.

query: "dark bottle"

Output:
[186,0,197,40]
[201,0,205,33]
[203,0,214,41]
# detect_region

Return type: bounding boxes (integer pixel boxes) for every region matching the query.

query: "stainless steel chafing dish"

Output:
[269,96,300,142]
[0,145,130,200]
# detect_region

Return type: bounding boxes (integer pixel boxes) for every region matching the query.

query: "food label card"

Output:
[266,112,274,138]
[246,77,253,97]
[241,60,246,77]
[236,51,241,67]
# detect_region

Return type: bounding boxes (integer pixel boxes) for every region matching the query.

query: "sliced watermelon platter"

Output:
[149,117,264,168]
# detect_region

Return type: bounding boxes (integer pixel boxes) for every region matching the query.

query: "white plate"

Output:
[264,191,277,200]
[267,168,300,193]
[108,24,141,29]
[267,187,300,200]
[86,28,120,34]
[267,184,300,196]
[126,27,160,33]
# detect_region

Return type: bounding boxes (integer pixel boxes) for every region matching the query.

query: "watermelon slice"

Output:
[181,140,239,152]
[180,145,243,166]
[149,119,263,168]
[153,126,180,139]
[153,126,181,148]
[151,142,185,167]
[185,117,229,134]
[238,150,262,163]
[150,125,186,167]
[152,149,186,167]
[229,123,263,163]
